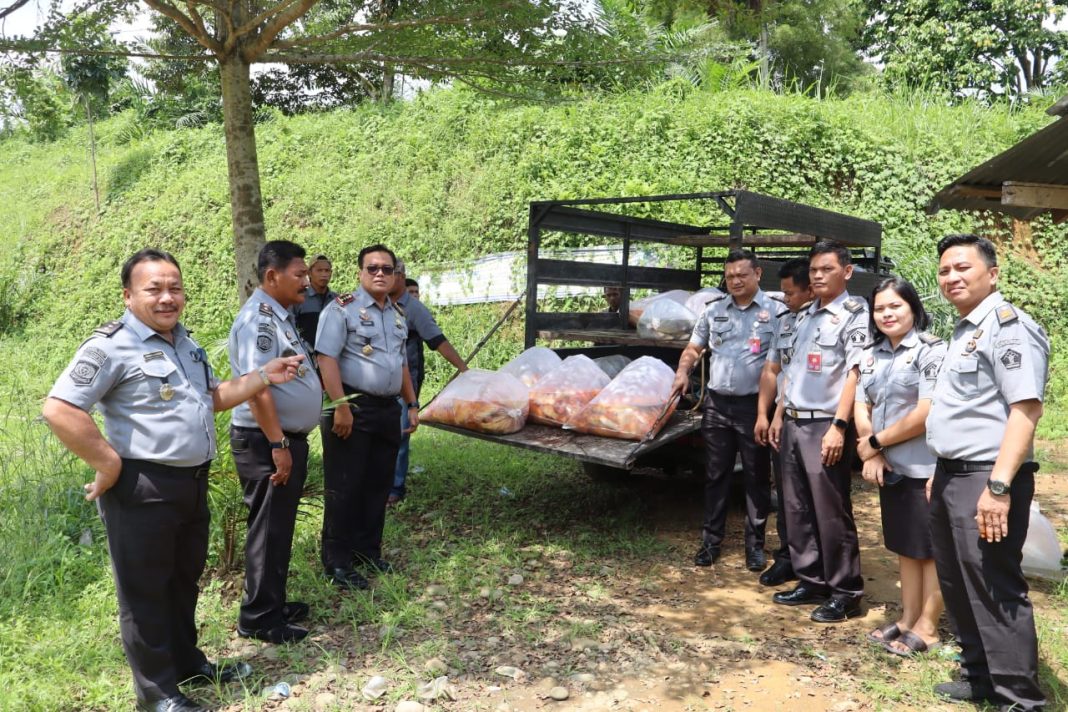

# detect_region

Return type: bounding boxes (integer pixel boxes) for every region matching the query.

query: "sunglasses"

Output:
[364,264,395,275]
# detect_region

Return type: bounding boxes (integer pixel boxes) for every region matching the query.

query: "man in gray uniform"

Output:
[42,249,304,712]
[769,240,869,622]
[292,254,335,348]
[229,241,323,644]
[388,259,468,503]
[315,244,419,590]
[926,234,1048,711]
[754,258,813,586]
[672,250,783,571]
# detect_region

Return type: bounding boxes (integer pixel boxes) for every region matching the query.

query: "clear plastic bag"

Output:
[684,287,725,317]
[564,356,678,440]
[422,369,529,434]
[499,346,563,388]
[528,355,611,427]
[637,297,697,340]
[1022,501,1066,580]
[628,290,691,327]
[594,354,632,379]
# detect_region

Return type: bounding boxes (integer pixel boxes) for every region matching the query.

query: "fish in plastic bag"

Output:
[564,356,678,440]
[528,355,611,427]
[1022,500,1066,580]
[422,369,529,434]
[499,346,563,387]
[594,354,632,379]
[628,290,691,327]
[637,297,698,340]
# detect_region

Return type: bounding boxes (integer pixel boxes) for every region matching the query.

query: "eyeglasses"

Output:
[364,264,395,275]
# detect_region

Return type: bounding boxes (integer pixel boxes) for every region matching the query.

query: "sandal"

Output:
[883,630,941,658]
[866,622,901,645]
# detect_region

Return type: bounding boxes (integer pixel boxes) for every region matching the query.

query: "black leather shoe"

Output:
[811,596,863,623]
[324,566,370,590]
[282,601,310,623]
[745,548,767,572]
[358,557,395,574]
[772,584,828,606]
[138,694,207,712]
[238,622,309,644]
[934,680,995,702]
[759,559,797,587]
[693,544,720,567]
[180,660,253,685]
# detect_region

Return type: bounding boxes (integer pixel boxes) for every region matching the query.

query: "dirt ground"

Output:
[229,442,1068,712]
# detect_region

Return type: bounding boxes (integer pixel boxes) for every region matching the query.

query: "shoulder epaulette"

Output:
[800,300,813,311]
[917,331,943,346]
[767,293,786,304]
[843,297,864,314]
[708,293,727,303]
[93,320,124,338]
[335,292,355,306]
[862,343,875,351]
[995,303,1018,325]
[394,303,406,318]
[258,302,274,316]
[776,308,791,319]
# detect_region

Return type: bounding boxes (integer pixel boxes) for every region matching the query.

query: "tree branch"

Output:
[263,51,672,69]
[143,0,222,55]
[0,42,214,60]
[0,0,30,21]
[271,8,499,49]
[243,0,319,62]
[233,0,303,38]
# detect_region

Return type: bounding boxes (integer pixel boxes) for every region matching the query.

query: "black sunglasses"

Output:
[364,264,395,275]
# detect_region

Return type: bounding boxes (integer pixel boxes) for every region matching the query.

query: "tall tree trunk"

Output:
[381,64,395,103]
[219,55,265,303]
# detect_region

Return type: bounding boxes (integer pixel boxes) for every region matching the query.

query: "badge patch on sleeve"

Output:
[70,360,101,386]
[848,328,867,345]
[257,334,273,352]
[999,349,1022,370]
[923,363,940,380]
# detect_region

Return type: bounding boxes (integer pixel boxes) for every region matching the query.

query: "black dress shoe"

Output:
[282,601,310,623]
[745,548,767,572]
[759,559,797,587]
[238,622,309,644]
[138,694,207,712]
[811,596,863,623]
[772,584,829,606]
[180,660,253,685]
[933,680,995,702]
[324,566,370,590]
[693,544,720,567]
[357,557,395,574]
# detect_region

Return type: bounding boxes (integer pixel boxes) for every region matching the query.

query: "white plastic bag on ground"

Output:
[564,356,678,441]
[628,290,691,326]
[684,287,724,318]
[499,346,563,387]
[528,355,611,427]
[422,369,529,434]
[594,354,632,379]
[637,298,697,340]
[1022,501,1066,580]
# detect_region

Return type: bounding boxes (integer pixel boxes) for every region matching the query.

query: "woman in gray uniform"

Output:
[852,277,947,656]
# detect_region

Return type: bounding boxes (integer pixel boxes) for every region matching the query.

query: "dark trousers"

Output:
[230,427,309,631]
[780,416,862,598]
[700,393,771,552]
[320,395,401,569]
[930,460,1044,710]
[770,447,790,563]
[98,459,211,704]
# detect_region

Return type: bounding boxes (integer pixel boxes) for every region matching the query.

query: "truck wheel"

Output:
[582,462,629,482]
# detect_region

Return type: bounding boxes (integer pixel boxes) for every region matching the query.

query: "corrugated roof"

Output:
[927,95,1068,219]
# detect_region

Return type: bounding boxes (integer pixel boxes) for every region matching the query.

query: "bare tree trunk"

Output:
[84,95,100,213]
[219,55,265,303]
[381,64,395,103]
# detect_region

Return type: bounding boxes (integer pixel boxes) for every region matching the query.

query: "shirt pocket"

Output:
[130,360,179,405]
[815,330,840,367]
[350,323,380,356]
[711,321,733,349]
[948,357,980,398]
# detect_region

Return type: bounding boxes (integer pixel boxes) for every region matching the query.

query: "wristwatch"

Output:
[407,401,420,410]
[832,418,849,431]
[269,436,290,450]
[868,434,883,451]
[987,479,1011,496]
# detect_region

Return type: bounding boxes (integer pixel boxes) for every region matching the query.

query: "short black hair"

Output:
[870,277,930,344]
[310,254,331,266]
[724,249,759,271]
[257,240,307,282]
[778,258,810,288]
[405,278,418,288]
[809,239,852,266]
[936,233,998,267]
[121,248,181,289]
[358,243,397,269]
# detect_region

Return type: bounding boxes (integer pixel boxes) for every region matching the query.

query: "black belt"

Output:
[938,459,1039,475]
[230,425,309,441]
[342,384,399,406]
[123,458,211,479]
[710,391,758,402]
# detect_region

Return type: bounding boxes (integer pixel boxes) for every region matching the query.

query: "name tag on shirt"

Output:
[748,336,761,354]
[807,351,822,373]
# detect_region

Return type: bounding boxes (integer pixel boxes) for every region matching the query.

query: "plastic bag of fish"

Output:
[564,356,678,440]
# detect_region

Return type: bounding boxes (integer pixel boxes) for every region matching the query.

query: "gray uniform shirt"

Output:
[396,290,445,396]
[291,285,336,347]
[690,290,783,396]
[314,287,409,397]
[230,288,323,433]
[48,309,219,467]
[784,291,870,413]
[855,329,947,478]
[766,302,807,397]
[926,291,1049,462]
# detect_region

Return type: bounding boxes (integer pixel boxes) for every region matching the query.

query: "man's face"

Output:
[938,244,998,315]
[390,269,407,297]
[809,252,852,300]
[310,260,332,291]
[267,257,310,308]
[723,259,761,301]
[123,259,186,335]
[779,277,812,312]
[603,287,622,311]
[360,251,396,298]
[407,284,420,300]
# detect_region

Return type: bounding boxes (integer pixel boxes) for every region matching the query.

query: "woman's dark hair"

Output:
[870,277,929,344]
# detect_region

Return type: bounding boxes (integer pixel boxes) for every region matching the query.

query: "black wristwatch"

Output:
[832,418,849,431]
[407,401,419,410]
[868,434,883,451]
[269,436,290,450]
[987,479,1011,496]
